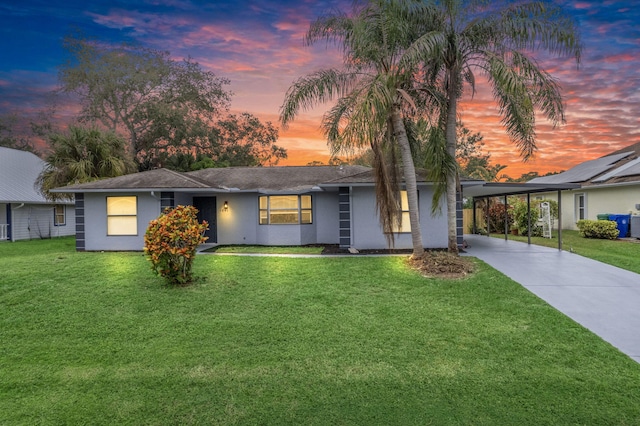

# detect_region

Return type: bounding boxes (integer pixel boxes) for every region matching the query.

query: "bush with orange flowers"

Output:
[144,205,208,285]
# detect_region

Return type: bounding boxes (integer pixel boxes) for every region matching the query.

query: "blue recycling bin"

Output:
[609,214,631,238]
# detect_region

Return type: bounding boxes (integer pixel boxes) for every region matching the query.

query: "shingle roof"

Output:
[529,142,640,186]
[188,165,371,193]
[55,168,211,192]
[0,147,50,203]
[52,165,373,193]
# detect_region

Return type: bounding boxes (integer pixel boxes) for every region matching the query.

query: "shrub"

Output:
[487,203,514,233]
[511,199,542,236]
[576,220,619,240]
[144,205,209,285]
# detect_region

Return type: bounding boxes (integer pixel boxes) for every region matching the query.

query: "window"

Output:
[393,190,413,233]
[259,195,312,225]
[53,205,66,226]
[575,193,586,221]
[107,196,137,235]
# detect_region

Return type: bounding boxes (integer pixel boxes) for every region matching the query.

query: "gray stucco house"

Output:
[52,165,460,251]
[0,147,75,242]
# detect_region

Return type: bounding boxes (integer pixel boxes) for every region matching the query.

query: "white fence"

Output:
[0,224,7,241]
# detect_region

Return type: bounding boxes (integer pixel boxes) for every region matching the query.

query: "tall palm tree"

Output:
[280,0,439,258]
[406,0,581,252]
[38,126,137,201]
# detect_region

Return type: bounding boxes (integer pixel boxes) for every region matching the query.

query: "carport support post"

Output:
[557,190,563,251]
[527,193,531,245]
[504,195,508,240]
[486,197,490,237]
[472,199,477,234]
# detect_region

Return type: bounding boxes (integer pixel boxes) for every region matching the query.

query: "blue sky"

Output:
[0,0,638,175]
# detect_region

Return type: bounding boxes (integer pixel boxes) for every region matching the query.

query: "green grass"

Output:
[492,230,640,274]
[207,244,324,254]
[2,237,640,424]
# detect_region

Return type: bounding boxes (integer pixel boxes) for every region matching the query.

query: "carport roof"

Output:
[462,181,581,199]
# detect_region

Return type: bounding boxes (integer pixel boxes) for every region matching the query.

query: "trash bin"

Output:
[609,214,631,238]
[597,213,611,220]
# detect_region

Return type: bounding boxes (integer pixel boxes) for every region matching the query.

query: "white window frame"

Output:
[259,195,312,225]
[106,196,138,236]
[53,205,66,226]
[574,193,586,222]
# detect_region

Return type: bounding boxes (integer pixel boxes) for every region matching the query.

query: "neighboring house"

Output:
[52,165,467,251]
[0,147,75,242]
[529,142,640,231]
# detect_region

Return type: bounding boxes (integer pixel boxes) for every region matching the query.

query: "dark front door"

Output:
[193,197,217,243]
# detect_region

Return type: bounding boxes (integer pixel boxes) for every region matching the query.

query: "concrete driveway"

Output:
[463,234,640,363]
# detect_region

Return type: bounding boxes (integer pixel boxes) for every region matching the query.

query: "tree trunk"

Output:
[390,106,424,259]
[445,70,459,254]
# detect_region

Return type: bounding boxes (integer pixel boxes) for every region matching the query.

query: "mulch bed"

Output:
[407,250,475,279]
[319,245,475,279]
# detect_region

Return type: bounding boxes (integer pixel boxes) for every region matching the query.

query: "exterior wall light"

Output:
[223,201,229,210]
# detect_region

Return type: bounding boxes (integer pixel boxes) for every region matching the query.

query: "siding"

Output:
[8,203,76,241]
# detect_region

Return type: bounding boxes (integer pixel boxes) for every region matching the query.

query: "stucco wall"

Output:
[83,192,160,251]
[350,185,448,249]
[314,192,339,244]
[216,193,259,245]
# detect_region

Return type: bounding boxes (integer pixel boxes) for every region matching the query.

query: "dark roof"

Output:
[187,165,370,193]
[529,142,640,186]
[51,165,372,193]
[51,168,211,192]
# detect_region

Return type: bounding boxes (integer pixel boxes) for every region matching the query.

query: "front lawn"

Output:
[492,230,640,274]
[2,237,640,424]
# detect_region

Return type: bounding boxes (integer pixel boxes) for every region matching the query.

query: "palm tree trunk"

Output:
[445,70,459,254]
[390,106,424,258]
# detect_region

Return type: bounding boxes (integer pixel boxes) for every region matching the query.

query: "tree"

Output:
[211,113,286,167]
[58,36,232,167]
[0,114,38,153]
[281,0,442,258]
[408,0,581,252]
[145,113,287,171]
[455,124,507,181]
[37,126,137,200]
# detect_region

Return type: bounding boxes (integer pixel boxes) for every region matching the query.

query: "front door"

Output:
[193,197,217,243]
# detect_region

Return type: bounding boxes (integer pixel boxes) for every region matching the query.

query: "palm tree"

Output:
[406,0,581,252]
[38,126,137,200]
[280,0,439,258]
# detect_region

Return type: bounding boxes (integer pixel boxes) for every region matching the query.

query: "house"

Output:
[0,147,75,241]
[528,142,640,232]
[51,165,465,251]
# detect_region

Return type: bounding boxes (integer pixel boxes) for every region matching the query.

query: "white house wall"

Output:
[7,203,75,241]
[350,185,448,249]
[581,185,640,218]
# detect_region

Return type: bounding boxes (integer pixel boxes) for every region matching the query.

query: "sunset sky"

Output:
[0,0,638,177]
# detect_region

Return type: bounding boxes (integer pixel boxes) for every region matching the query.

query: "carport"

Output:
[461,182,581,250]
